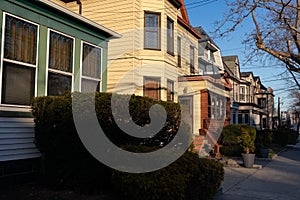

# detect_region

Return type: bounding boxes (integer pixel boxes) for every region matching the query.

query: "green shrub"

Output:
[31,92,183,191]
[256,130,273,149]
[219,124,256,156]
[272,128,299,147]
[112,151,224,200]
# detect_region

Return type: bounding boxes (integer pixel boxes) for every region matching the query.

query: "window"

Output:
[144,12,160,50]
[258,98,266,108]
[208,93,211,118]
[48,30,74,96]
[167,17,174,54]
[209,51,215,62]
[238,114,243,124]
[232,113,236,124]
[245,113,249,124]
[144,77,160,100]
[246,87,249,102]
[262,118,267,129]
[167,79,174,102]
[177,37,181,67]
[81,42,102,92]
[240,86,245,101]
[190,46,195,74]
[1,14,38,105]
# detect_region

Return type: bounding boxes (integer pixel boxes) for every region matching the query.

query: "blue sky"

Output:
[184,0,292,110]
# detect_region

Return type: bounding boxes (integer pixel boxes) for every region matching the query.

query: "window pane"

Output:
[4,15,37,64]
[167,80,174,102]
[144,77,160,100]
[48,72,72,96]
[145,13,160,49]
[82,43,102,78]
[81,79,100,93]
[2,62,35,105]
[190,46,195,74]
[145,32,159,48]
[145,14,158,30]
[177,37,181,67]
[167,18,174,53]
[49,31,73,72]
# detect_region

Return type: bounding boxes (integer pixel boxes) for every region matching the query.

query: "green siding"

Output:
[37,25,48,96]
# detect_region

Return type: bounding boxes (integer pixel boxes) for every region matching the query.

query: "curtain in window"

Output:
[144,78,160,100]
[49,31,73,73]
[167,80,174,101]
[4,15,37,64]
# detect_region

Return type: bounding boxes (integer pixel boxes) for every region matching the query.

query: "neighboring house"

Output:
[0,0,120,172]
[222,55,241,125]
[223,55,275,130]
[179,27,231,156]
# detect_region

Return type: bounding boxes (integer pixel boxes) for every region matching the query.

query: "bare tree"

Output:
[215,0,300,89]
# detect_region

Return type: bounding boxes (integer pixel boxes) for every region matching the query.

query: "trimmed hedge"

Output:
[31,92,183,191]
[219,124,256,156]
[112,151,224,200]
[273,128,299,146]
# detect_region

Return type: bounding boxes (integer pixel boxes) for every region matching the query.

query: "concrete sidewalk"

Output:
[217,143,300,200]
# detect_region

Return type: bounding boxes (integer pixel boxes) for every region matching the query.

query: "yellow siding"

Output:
[53,0,200,100]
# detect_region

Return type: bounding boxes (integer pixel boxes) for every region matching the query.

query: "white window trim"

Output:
[80,41,103,92]
[0,12,40,108]
[45,28,75,96]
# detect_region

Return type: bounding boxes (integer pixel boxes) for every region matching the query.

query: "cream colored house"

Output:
[54,0,201,103]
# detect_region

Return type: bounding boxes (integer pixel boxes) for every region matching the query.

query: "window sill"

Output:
[144,48,161,51]
[167,51,175,56]
[0,105,32,117]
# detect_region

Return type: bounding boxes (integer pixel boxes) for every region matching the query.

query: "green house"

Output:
[0,0,120,166]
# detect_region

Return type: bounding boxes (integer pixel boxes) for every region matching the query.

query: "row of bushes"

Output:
[219,124,299,157]
[113,151,224,200]
[32,93,224,199]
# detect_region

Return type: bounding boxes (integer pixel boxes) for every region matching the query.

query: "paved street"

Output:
[217,143,300,200]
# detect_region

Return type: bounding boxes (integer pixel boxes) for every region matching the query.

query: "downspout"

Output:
[76,0,82,15]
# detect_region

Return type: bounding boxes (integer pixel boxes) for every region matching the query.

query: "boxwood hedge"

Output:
[31,92,224,198]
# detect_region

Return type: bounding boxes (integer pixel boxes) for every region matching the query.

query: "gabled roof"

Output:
[194,26,219,49]
[241,72,254,77]
[177,0,201,39]
[168,0,182,9]
[222,55,239,62]
[178,0,189,24]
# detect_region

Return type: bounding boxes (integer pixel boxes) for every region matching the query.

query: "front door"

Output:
[179,96,193,134]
